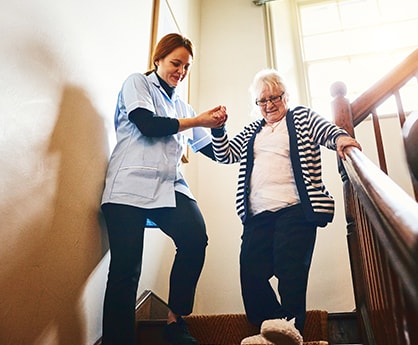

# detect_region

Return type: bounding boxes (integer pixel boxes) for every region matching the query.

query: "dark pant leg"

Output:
[240,212,286,327]
[101,203,147,345]
[273,204,317,333]
[148,192,208,316]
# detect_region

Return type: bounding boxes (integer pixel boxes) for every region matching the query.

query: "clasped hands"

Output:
[198,105,228,128]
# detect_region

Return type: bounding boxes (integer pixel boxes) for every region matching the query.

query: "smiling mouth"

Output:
[172,76,181,83]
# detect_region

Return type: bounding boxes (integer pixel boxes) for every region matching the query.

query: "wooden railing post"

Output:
[331,81,354,136]
[331,82,371,344]
[330,49,418,345]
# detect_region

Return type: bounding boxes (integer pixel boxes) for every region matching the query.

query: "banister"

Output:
[343,147,418,257]
[331,46,418,345]
[342,147,418,344]
[350,48,418,125]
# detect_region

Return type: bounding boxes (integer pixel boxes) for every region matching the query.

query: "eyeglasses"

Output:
[255,92,285,107]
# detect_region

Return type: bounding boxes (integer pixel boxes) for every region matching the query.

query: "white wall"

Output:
[190,0,269,314]
[190,0,413,316]
[0,0,209,343]
[189,0,356,315]
[0,0,154,344]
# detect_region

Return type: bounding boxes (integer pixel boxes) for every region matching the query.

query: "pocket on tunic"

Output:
[113,165,159,200]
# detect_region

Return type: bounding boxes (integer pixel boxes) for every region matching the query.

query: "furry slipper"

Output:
[261,318,303,345]
[241,334,275,345]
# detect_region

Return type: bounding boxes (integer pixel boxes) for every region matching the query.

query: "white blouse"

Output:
[249,118,300,216]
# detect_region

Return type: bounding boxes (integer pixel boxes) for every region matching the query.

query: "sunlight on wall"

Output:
[0,0,152,344]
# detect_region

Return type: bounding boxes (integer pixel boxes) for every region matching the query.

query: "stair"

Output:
[183,312,328,345]
[96,290,363,345]
[327,312,361,344]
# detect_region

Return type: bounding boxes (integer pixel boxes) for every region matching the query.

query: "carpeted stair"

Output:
[94,291,360,344]
[184,310,329,345]
[132,291,341,345]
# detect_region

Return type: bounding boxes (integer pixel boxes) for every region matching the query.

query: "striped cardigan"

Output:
[211,106,348,226]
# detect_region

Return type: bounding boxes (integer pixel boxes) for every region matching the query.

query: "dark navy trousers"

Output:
[240,204,317,333]
[101,192,208,345]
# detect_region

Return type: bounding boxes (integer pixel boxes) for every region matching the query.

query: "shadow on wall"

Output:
[0,85,109,345]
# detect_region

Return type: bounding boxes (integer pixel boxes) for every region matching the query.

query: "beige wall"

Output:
[190,0,270,314]
[0,0,412,344]
[191,0,357,315]
[0,0,204,343]
[191,0,413,317]
[0,0,154,344]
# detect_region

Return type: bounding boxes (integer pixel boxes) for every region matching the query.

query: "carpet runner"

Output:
[184,310,328,345]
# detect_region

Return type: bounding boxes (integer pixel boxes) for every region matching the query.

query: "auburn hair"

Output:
[146,33,194,74]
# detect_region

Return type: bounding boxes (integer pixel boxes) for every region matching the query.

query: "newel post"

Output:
[330,81,355,136]
[330,81,367,342]
[330,81,356,185]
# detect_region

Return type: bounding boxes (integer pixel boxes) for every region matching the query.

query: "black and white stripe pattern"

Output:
[212,106,348,225]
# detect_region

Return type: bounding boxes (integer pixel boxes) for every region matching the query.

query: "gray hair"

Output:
[249,69,288,117]
[249,69,288,101]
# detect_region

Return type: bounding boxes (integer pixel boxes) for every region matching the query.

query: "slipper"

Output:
[241,334,275,345]
[261,318,303,345]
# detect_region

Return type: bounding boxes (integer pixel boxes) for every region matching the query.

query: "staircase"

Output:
[331,48,418,345]
[133,290,362,345]
[94,50,418,345]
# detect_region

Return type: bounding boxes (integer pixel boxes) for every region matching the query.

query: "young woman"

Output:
[100,33,227,345]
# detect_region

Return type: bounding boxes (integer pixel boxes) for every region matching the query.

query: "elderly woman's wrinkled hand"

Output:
[212,105,228,128]
[336,135,362,160]
[197,105,228,128]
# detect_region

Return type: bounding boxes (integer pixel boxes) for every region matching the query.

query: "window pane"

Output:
[339,0,380,28]
[292,0,418,119]
[299,3,340,35]
[302,33,349,60]
[379,0,418,21]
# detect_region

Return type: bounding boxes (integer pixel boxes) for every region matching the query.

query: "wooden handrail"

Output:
[331,48,418,345]
[344,147,418,245]
[343,147,418,290]
[351,49,418,126]
[339,147,418,345]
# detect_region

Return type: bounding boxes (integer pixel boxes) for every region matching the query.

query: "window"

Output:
[271,0,418,118]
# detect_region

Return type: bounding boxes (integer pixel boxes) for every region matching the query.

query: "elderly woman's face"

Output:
[256,84,288,124]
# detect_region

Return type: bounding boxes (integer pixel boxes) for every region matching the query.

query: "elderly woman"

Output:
[211,69,361,345]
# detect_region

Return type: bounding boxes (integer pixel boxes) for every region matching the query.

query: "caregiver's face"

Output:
[156,46,192,87]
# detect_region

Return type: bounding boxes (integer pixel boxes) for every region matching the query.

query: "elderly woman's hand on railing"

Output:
[336,135,362,160]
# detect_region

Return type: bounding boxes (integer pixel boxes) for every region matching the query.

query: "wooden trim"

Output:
[148,0,160,70]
